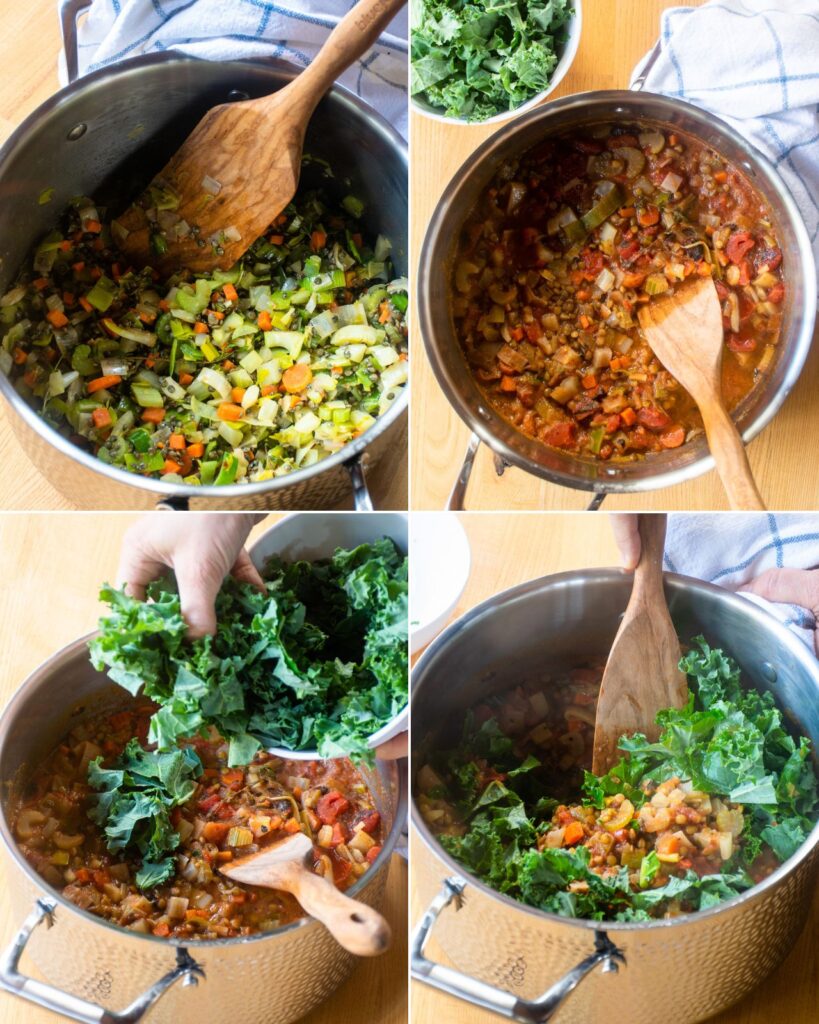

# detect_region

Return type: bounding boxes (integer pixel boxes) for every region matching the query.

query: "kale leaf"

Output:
[89,539,407,763]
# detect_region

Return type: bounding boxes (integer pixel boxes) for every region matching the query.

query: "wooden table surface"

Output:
[410,0,819,511]
[0,3,407,511]
[411,512,819,1024]
[0,513,407,1024]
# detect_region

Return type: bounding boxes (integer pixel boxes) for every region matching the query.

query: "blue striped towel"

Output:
[664,513,819,655]
[631,0,819,283]
[64,0,407,138]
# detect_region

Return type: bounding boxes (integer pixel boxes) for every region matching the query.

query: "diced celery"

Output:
[200,340,219,362]
[131,384,165,408]
[85,276,117,312]
[240,350,262,374]
[370,345,399,369]
[263,331,304,359]
[381,361,408,390]
[330,325,384,346]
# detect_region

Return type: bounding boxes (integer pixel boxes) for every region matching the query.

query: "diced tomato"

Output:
[329,822,348,848]
[332,856,353,883]
[581,248,604,276]
[606,414,621,433]
[357,810,381,834]
[715,281,730,302]
[557,808,575,826]
[636,406,671,432]
[525,322,543,342]
[725,231,755,265]
[366,845,382,864]
[618,240,640,263]
[542,422,576,447]
[751,245,782,274]
[727,335,757,352]
[316,791,351,825]
[197,793,223,814]
[74,868,92,884]
[92,869,111,891]
[767,281,785,304]
[659,426,686,448]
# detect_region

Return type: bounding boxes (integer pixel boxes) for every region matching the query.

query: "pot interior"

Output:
[420,92,814,491]
[0,635,400,936]
[0,54,407,289]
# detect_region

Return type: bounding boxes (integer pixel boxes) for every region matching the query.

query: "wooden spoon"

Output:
[219,831,391,956]
[591,514,688,775]
[114,0,405,276]
[637,274,765,510]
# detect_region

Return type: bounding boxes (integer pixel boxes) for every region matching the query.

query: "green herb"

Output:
[89,539,408,764]
[38,187,55,206]
[411,0,574,122]
[87,740,202,889]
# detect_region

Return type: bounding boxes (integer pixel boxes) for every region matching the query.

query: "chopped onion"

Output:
[201,175,222,195]
[595,268,615,292]
[174,219,191,239]
[100,356,131,377]
[160,376,187,401]
[157,209,180,232]
[45,294,64,313]
[659,171,683,193]
[222,225,242,243]
[196,366,232,400]
[0,286,26,307]
[547,207,578,235]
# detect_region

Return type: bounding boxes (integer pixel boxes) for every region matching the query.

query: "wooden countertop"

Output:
[411,512,819,1023]
[0,4,407,511]
[410,0,819,510]
[0,513,407,1024]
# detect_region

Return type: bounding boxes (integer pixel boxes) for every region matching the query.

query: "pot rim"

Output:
[0,50,409,500]
[0,631,406,948]
[411,566,819,933]
[417,89,817,495]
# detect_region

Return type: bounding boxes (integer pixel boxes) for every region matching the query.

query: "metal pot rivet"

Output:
[761,661,777,684]
[67,123,87,141]
[228,90,250,101]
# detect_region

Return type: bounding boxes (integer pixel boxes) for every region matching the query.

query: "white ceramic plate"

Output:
[248,512,408,759]
[410,513,471,654]
[411,2,583,127]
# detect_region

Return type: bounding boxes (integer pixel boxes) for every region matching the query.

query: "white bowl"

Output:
[411,1,582,127]
[248,512,408,759]
[410,513,471,654]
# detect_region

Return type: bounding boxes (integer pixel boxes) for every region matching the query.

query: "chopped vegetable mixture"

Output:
[453,124,784,460]
[12,706,383,938]
[411,0,574,121]
[90,539,408,763]
[0,189,408,484]
[417,639,816,921]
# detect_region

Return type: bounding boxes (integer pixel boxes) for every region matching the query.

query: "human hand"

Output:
[739,569,819,656]
[609,513,641,570]
[117,512,266,638]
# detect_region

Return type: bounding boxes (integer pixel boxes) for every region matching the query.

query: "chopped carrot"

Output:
[282,363,313,393]
[222,359,236,371]
[310,230,327,252]
[32,277,49,291]
[268,234,284,245]
[84,219,102,233]
[576,289,591,302]
[257,310,272,331]
[202,821,231,843]
[161,458,180,475]
[563,822,585,846]
[72,261,85,273]
[141,407,165,423]
[222,282,238,303]
[637,205,660,227]
[713,170,728,184]
[579,314,591,329]
[12,348,27,365]
[509,326,525,342]
[187,442,205,458]
[144,355,156,369]
[657,833,681,856]
[168,433,186,450]
[216,850,234,863]
[62,292,75,306]
[217,402,244,421]
[378,301,391,324]
[22,369,38,388]
[178,372,194,386]
[621,271,647,289]
[152,922,171,937]
[193,321,209,334]
[697,262,713,277]
[91,407,112,429]
[668,134,679,146]
[158,299,170,312]
[276,213,287,226]
[284,818,301,834]
[87,374,122,393]
[620,407,637,427]
[581,374,597,390]
[261,384,276,396]
[230,387,246,404]
[210,309,225,321]
[618,206,635,218]
[499,376,518,393]
[90,266,102,280]
[660,426,686,449]
[58,239,73,252]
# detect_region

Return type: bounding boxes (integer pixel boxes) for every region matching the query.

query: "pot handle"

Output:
[345,455,374,511]
[155,496,191,511]
[0,898,205,1024]
[411,878,625,1024]
[58,0,91,84]
[447,433,481,511]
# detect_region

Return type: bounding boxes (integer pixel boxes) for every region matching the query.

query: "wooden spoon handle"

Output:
[632,514,667,600]
[700,400,766,511]
[276,0,405,114]
[283,864,392,957]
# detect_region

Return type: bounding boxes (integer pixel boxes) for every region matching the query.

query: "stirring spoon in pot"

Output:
[591,514,688,775]
[638,275,765,511]
[219,831,391,957]
[114,0,406,276]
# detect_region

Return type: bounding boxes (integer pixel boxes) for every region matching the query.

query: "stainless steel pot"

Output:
[411,570,819,1022]
[417,91,817,510]
[0,634,404,1023]
[0,8,408,510]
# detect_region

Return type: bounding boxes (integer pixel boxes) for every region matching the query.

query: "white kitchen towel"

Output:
[664,513,819,654]
[631,0,819,282]
[62,0,408,138]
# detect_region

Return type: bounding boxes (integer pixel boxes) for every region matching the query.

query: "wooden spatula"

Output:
[219,831,391,956]
[113,0,406,275]
[591,514,688,775]
[637,274,765,511]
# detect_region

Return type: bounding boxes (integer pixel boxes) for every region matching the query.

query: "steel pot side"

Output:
[0,52,408,510]
[410,570,819,1023]
[0,633,405,1023]
[418,90,817,499]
